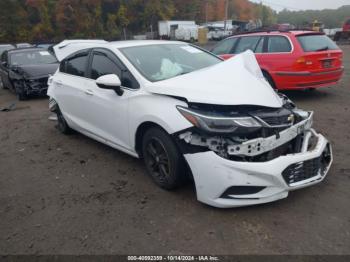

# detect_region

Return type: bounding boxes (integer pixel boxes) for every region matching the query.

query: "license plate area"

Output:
[322,60,332,68]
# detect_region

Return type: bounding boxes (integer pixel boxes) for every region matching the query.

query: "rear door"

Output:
[257,35,294,72]
[53,50,92,131]
[296,33,342,72]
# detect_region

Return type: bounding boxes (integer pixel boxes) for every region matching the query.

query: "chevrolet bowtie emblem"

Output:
[288,114,295,124]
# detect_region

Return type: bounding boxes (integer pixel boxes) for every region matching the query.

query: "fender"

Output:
[128,93,192,149]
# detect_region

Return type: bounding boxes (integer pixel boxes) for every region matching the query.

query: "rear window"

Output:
[297,34,339,52]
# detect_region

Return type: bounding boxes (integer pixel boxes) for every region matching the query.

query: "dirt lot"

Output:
[0,45,349,255]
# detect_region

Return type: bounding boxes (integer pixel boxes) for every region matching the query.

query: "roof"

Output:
[53,40,188,61]
[108,40,186,48]
[290,30,324,36]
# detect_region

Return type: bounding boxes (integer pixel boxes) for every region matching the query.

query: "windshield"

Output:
[10,50,57,66]
[120,44,222,82]
[297,34,339,52]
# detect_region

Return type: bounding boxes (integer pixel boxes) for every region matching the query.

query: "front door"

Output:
[80,49,138,151]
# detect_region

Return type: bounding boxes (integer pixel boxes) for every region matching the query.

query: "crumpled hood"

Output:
[145,50,283,108]
[17,63,59,78]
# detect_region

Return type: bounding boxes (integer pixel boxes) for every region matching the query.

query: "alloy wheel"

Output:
[144,137,171,183]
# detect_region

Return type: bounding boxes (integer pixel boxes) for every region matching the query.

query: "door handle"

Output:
[84,89,94,96]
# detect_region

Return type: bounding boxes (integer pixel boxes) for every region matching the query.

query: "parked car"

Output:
[36,43,54,50]
[0,44,15,57]
[48,40,332,208]
[15,43,33,48]
[211,30,344,90]
[0,47,59,100]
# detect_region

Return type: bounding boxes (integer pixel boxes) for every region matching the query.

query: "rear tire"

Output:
[57,109,72,135]
[142,127,186,190]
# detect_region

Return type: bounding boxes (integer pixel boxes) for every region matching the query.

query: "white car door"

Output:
[79,49,139,152]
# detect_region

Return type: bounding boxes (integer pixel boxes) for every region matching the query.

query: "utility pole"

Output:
[224,0,229,31]
[205,1,209,24]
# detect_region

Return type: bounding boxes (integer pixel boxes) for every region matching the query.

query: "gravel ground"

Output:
[0,45,349,255]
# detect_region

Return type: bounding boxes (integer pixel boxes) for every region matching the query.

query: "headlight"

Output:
[177,106,261,134]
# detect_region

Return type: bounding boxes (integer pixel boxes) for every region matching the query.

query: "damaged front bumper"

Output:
[14,76,50,96]
[178,112,333,208]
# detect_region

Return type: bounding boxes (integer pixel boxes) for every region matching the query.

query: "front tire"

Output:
[142,127,186,190]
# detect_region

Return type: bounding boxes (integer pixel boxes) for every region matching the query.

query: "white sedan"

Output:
[48,40,332,208]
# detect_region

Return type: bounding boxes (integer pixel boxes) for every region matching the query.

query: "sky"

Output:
[249,0,350,11]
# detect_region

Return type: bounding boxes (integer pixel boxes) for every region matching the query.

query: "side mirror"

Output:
[96,74,123,96]
[1,61,7,67]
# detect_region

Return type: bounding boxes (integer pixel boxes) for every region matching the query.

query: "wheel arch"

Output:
[135,120,194,183]
[134,121,169,158]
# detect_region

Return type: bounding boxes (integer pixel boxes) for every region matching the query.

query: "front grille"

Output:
[28,77,49,92]
[253,108,294,127]
[282,144,332,185]
[259,115,292,126]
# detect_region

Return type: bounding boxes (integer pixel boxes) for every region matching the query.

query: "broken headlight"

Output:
[177,106,261,134]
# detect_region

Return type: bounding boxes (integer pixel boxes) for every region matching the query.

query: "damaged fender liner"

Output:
[175,111,314,162]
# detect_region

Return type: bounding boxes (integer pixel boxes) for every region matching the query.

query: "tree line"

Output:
[0,0,278,43]
[277,5,350,29]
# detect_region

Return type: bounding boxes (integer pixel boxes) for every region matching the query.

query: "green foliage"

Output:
[0,0,30,42]
[106,14,120,40]
[3,0,344,43]
[277,5,350,28]
[256,3,277,26]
